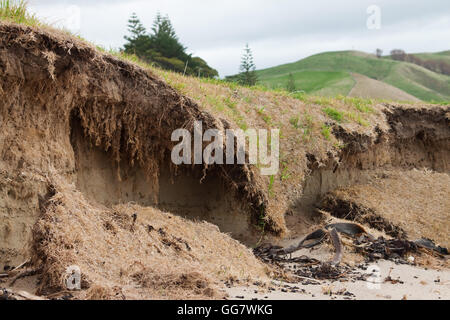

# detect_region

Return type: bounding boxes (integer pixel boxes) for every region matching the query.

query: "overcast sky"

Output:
[29,0,450,77]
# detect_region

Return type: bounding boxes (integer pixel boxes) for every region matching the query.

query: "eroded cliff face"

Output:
[0,23,267,269]
[0,22,449,297]
[297,105,450,208]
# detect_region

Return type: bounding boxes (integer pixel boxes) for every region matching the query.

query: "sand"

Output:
[225,259,449,300]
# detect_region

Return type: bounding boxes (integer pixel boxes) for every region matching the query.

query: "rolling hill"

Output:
[411,51,450,66]
[256,51,450,102]
[348,73,420,102]
[401,51,450,77]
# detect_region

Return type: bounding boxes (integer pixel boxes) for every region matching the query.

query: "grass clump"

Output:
[311,96,334,106]
[321,124,332,140]
[256,106,273,126]
[268,175,275,197]
[290,91,307,102]
[289,116,300,129]
[323,107,344,122]
[346,111,370,127]
[290,112,314,141]
[0,0,41,26]
[336,95,374,113]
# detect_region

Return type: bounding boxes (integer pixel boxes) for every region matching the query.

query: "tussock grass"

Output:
[0,0,41,26]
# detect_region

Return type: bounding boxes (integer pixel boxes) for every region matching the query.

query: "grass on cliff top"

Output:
[0,1,380,139]
[0,0,41,26]
[2,1,445,153]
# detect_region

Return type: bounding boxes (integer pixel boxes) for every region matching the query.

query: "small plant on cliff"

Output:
[321,124,332,140]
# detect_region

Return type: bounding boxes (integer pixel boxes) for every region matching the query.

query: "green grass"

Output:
[323,107,344,122]
[268,175,275,197]
[257,51,395,80]
[346,111,369,127]
[0,0,41,26]
[289,115,300,129]
[321,125,332,140]
[383,63,450,101]
[336,95,374,113]
[254,50,450,102]
[259,70,355,97]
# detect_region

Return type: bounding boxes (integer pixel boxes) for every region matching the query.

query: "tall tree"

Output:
[238,44,258,86]
[149,13,186,59]
[123,13,151,57]
[126,13,146,39]
[390,49,406,61]
[123,12,218,78]
[124,13,150,59]
[375,48,383,58]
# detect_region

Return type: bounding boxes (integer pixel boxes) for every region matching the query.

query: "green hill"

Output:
[405,51,450,77]
[256,51,450,102]
[410,51,450,66]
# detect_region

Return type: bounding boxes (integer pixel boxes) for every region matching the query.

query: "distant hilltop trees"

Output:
[390,49,450,76]
[123,13,218,78]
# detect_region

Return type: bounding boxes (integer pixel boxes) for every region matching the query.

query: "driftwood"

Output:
[8,269,39,286]
[275,229,328,255]
[325,223,376,241]
[413,238,449,255]
[0,288,46,300]
[275,222,372,257]
[11,260,30,272]
[329,228,343,266]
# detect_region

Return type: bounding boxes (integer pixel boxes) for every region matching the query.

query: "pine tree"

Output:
[238,44,258,86]
[122,12,218,78]
[286,73,296,92]
[149,13,186,59]
[125,13,146,40]
[123,13,151,57]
